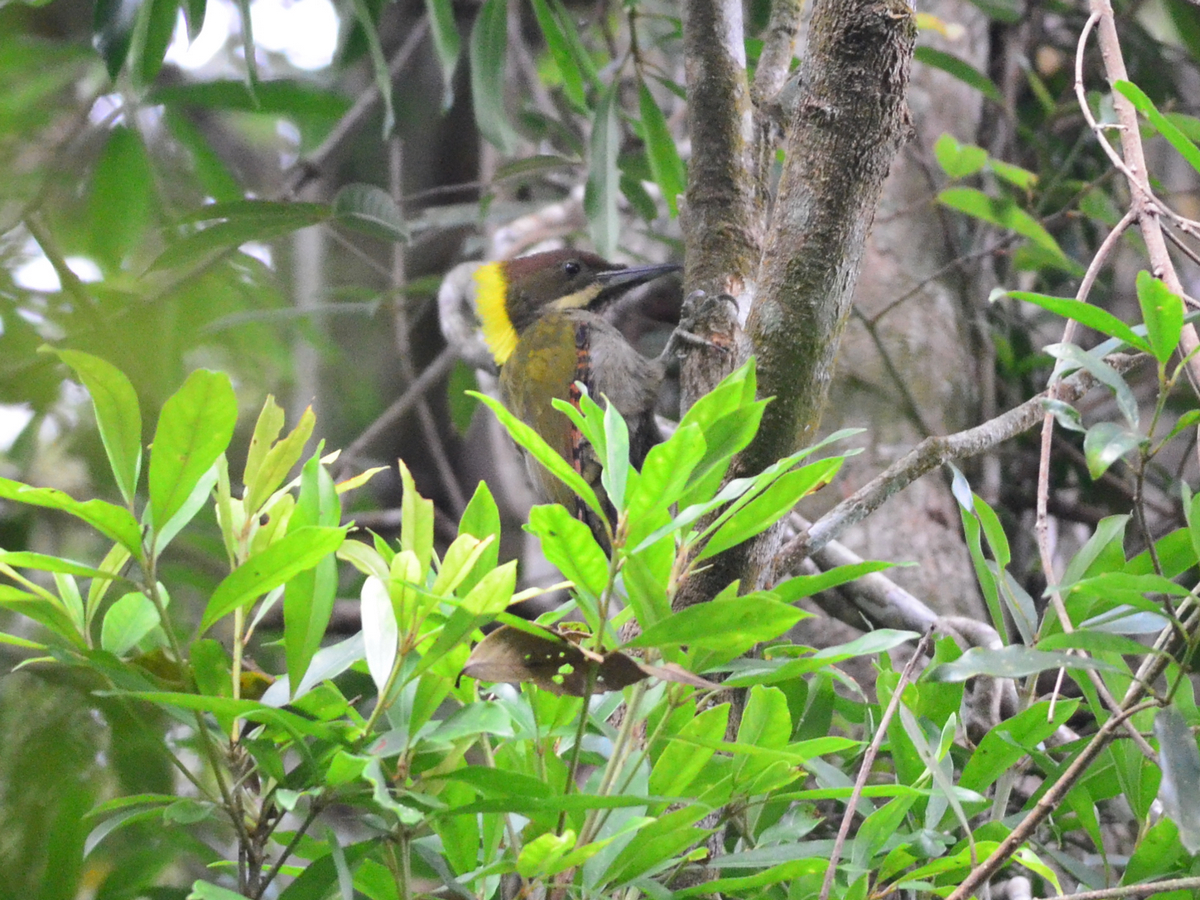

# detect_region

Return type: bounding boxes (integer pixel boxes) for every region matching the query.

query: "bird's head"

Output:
[473,249,681,365]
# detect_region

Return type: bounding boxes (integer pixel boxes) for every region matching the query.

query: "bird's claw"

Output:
[658,290,737,361]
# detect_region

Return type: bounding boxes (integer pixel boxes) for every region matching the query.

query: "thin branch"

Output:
[865,236,1020,327]
[750,0,804,110]
[280,19,430,198]
[777,354,1142,570]
[1034,205,1157,762]
[819,628,933,900]
[23,214,93,312]
[389,138,467,515]
[1055,878,1200,900]
[335,345,460,478]
[1079,0,1200,395]
[944,700,1159,900]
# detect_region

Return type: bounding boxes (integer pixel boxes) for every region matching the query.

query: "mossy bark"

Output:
[678,0,916,607]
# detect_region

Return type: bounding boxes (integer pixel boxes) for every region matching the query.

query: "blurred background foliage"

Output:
[4,0,1200,893]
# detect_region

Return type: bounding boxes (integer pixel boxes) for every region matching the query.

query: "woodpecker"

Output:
[473,249,682,544]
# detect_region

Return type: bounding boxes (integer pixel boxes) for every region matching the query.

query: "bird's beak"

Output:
[593,262,682,304]
[595,262,681,290]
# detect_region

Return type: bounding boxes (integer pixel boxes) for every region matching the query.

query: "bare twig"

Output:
[336,345,459,478]
[23,214,93,311]
[1078,1,1200,395]
[751,0,803,109]
[280,19,430,198]
[389,138,467,515]
[777,354,1142,570]
[1033,203,1157,761]
[944,700,1159,900]
[818,629,933,900]
[1054,878,1200,900]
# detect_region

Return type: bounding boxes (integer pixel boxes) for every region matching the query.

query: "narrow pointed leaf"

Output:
[469,0,516,152]
[584,81,619,258]
[200,526,347,633]
[148,369,237,534]
[1136,270,1184,364]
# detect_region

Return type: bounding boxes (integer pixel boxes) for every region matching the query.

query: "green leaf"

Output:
[469,0,516,153]
[626,594,805,652]
[447,360,479,435]
[0,550,124,583]
[399,460,434,575]
[93,0,142,78]
[55,572,85,635]
[424,0,461,107]
[927,646,1120,682]
[697,458,841,562]
[471,392,606,525]
[149,369,237,542]
[242,396,285,505]
[1002,291,1149,352]
[1063,514,1129,586]
[457,480,501,594]
[529,0,586,111]
[1041,398,1086,433]
[88,125,156,269]
[188,882,249,900]
[181,0,205,40]
[1116,80,1200,177]
[430,534,494,597]
[724,629,916,686]
[284,453,341,691]
[914,47,1002,102]
[604,803,715,884]
[770,560,894,602]
[149,202,330,272]
[933,133,987,178]
[959,699,1079,793]
[585,81,620,258]
[149,79,351,120]
[988,158,1037,190]
[333,182,408,243]
[639,81,687,215]
[456,558,517,617]
[973,491,1010,568]
[0,586,84,646]
[231,0,258,101]
[1155,705,1200,854]
[0,477,143,557]
[87,543,132,632]
[601,400,630,512]
[527,504,609,603]
[1045,342,1139,427]
[1136,270,1184,365]
[735,686,791,785]
[361,576,397,694]
[649,703,729,797]
[626,423,706,543]
[1083,422,1143,479]
[939,187,1078,273]
[52,350,142,506]
[200,526,348,633]
[133,0,178,86]
[100,591,160,656]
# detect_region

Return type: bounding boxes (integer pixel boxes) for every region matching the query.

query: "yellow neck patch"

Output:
[549,283,603,311]
[474,263,519,365]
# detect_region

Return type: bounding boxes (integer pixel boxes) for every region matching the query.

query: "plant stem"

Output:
[361,652,405,741]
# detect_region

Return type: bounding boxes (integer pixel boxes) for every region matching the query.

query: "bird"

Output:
[473,249,682,546]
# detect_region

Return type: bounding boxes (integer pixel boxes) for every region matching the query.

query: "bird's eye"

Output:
[563,260,581,277]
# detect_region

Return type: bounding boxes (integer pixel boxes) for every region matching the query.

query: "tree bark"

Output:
[678,0,917,607]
